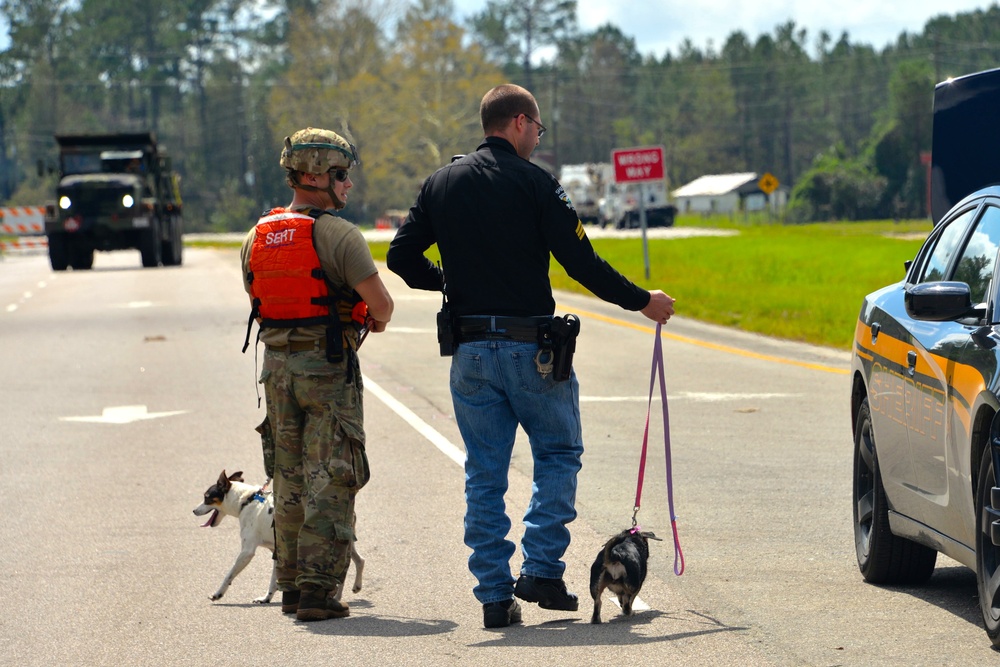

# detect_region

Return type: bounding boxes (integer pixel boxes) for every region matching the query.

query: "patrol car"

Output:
[850,67,1000,647]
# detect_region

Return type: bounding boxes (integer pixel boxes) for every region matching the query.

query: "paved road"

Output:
[0,247,994,666]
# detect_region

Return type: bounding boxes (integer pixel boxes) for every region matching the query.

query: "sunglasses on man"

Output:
[328,168,351,182]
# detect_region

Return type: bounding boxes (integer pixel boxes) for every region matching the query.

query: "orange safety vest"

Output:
[243,207,364,362]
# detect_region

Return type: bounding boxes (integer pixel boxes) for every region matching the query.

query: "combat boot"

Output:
[280,590,299,614]
[295,586,350,621]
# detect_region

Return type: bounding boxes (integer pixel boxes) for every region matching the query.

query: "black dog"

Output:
[589,528,659,624]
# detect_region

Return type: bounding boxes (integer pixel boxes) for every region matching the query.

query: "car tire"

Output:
[852,397,937,583]
[975,444,1000,647]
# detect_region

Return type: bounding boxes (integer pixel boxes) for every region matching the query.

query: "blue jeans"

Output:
[450,339,584,604]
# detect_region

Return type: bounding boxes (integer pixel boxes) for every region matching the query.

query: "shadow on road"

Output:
[472,609,746,647]
[295,599,458,637]
[288,602,744,644]
[882,564,980,627]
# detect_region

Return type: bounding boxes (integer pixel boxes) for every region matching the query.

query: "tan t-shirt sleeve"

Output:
[240,228,256,295]
[314,215,378,290]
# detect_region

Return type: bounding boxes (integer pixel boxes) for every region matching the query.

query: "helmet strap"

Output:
[295,179,345,211]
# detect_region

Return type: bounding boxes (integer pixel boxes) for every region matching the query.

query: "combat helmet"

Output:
[280,127,359,174]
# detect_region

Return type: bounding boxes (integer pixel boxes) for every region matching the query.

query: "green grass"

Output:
[199,219,929,350]
[369,220,930,350]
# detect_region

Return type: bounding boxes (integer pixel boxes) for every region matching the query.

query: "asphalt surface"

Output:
[1,244,996,666]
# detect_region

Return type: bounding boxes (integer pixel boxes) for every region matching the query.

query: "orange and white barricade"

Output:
[0,206,48,252]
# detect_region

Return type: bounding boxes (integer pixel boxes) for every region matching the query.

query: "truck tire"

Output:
[161,217,183,266]
[70,243,94,270]
[140,220,161,268]
[48,234,69,271]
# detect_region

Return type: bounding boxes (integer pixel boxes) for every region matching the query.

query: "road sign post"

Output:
[612,146,665,279]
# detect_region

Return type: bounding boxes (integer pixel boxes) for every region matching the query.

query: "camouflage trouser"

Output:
[260,347,370,592]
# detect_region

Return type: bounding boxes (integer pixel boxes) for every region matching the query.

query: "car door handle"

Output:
[907,350,917,376]
[871,322,881,344]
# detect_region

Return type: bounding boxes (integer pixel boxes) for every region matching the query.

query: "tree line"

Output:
[2,0,999,228]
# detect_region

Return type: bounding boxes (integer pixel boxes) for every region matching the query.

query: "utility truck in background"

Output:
[44,132,183,270]
[558,162,675,229]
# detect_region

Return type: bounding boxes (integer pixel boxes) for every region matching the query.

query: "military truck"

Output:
[44,132,183,270]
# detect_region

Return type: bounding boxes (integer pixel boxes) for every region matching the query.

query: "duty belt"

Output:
[456,315,552,342]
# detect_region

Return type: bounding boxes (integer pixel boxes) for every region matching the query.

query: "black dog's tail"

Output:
[609,541,647,584]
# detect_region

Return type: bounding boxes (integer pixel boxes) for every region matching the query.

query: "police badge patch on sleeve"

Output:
[555,185,576,211]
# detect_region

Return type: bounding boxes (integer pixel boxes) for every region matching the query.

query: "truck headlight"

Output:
[59,196,72,209]
[122,194,134,208]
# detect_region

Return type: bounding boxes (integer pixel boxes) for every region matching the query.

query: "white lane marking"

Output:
[60,405,189,424]
[363,375,465,467]
[3,278,53,313]
[607,596,651,612]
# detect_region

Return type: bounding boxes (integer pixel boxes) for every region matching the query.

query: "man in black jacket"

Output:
[387,84,675,629]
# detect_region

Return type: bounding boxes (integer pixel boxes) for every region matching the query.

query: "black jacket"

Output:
[386,137,650,317]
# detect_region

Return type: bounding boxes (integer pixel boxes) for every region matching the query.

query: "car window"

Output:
[953,205,1000,304]
[918,208,976,283]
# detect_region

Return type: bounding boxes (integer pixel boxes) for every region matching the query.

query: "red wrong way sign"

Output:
[612,145,665,183]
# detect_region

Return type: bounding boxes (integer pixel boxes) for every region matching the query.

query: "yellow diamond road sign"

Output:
[758,172,779,195]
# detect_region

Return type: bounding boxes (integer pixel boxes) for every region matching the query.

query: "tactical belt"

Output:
[265,338,326,354]
[456,315,551,343]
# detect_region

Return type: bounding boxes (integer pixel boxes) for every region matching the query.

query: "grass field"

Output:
[366,218,933,351]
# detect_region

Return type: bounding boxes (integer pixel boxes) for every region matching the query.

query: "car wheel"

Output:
[853,397,937,583]
[975,444,1000,646]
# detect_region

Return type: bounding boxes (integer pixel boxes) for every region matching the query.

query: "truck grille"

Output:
[61,187,129,217]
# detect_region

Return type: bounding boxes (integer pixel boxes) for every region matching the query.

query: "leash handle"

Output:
[634,324,684,576]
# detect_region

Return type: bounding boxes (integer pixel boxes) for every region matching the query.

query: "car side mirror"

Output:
[904,281,973,321]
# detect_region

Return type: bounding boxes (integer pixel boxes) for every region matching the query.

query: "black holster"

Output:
[437,302,457,356]
[545,314,580,381]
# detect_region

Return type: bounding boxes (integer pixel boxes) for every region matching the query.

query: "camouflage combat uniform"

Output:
[242,206,376,594]
[260,342,369,590]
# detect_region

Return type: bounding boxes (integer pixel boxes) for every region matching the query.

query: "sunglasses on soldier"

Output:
[328,168,351,183]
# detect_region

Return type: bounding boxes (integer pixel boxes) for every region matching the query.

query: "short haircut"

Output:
[481,84,538,135]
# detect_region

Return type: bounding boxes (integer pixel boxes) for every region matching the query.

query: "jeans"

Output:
[450,339,584,604]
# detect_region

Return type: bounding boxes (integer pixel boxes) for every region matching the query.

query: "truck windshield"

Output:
[62,153,103,175]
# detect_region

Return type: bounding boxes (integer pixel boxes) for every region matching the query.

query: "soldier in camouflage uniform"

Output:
[241,127,393,621]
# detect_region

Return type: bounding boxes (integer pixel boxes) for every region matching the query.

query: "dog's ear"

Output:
[228,471,244,482]
[217,470,229,486]
[641,531,663,541]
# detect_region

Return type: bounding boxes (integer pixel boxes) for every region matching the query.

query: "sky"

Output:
[1,1,994,60]
[452,0,999,58]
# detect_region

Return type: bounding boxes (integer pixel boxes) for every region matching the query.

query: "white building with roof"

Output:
[672,172,787,214]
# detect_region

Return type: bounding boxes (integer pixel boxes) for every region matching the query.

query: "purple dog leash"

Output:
[632,323,684,575]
